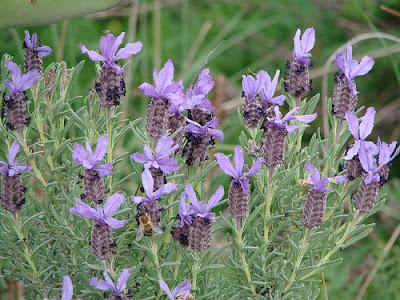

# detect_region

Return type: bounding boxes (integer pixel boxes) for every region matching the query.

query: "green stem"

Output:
[263,167,274,241]
[150,237,163,281]
[191,253,200,290]
[106,108,113,192]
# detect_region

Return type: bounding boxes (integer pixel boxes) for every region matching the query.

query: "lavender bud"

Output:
[189,108,213,126]
[262,124,288,168]
[284,60,312,99]
[353,180,380,214]
[96,65,126,108]
[188,216,212,252]
[332,73,357,119]
[3,92,29,130]
[344,156,363,181]
[171,220,190,247]
[146,99,170,139]
[243,97,262,128]
[228,181,249,218]
[1,174,26,213]
[91,222,116,259]
[379,164,389,186]
[183,133,211,167]
[23,45,43,73]
[302,189,327,229]
[83,168,105,204]
[149,167,166,191]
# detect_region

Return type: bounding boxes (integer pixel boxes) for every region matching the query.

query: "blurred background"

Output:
[0,0,399,299]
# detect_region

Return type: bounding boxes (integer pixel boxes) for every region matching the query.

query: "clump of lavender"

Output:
[139,59,183,139]
[215,146,263,218]
[132,169,177,238]
[160,279,193,300]
[284,27,315,102]
[90,268,132,300]
[171,192,193,247]
[343,107,376,180]
[23,31,52,73]
[0,141,31,214]
[130,135,179,190]
[70,193,127,259]
[80,32,142,109]
[183,117,224,166]
[332,44,374,119]
[3,60,40,130]
[44,275,73,300]
[73,135,112,204]
[354,142,399,213]
[182,184,224,252]
[262,106,316,169]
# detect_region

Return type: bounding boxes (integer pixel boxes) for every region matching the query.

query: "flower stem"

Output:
[263,166,274,241]
[106,108,113,192]
[150,236,163,281]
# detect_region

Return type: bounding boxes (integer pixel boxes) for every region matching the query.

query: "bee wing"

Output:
[136,225,144,241]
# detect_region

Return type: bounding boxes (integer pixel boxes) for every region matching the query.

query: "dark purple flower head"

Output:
[90,268,132,295]
[183,184,224,221]
[139,59,183,101]
[0,140,31,177]
[70,193,127,229]
[258,70,286,106]
[377,139,400,167]
[336,44,374,95]
[72,135,112,177]
[305,162,333,193]
[268,106,317,133]
[242,71,263,103]
[215,146,263,194]
[292,27,315,64]
[5,60,40,95]
[184,117,224,140]
[178,192,192,226]
[24,31,52,57]
[80,32,142,74]
[131,136,180,174]
[160,279,192,300]
[132,168,177,205]
[344,107,377,160]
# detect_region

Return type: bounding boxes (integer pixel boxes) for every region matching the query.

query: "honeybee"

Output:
[136,211,155,241]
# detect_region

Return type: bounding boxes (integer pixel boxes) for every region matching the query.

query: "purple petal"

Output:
[184,124,203,135]
[116,268,132,292]
[345,111,359,140]
[103,193,125,216]
[358,144,375,172]
[93,135,108,162]
[141,168,154,197]
[19,69,40,91]
[269,95,286,105]
[131,152,150,164]
[79,44,104,61]
[155,59,175,92]
[6,60,21,84]
[332,175,347,184]
[36,46,52,57]
[70,198,100,221]
[293,29,302,60]
[156,136,177,158]
[159,280,174,300]
[104,217,127,229]
[245,158,264,176]
[95,163,113,177]
[359,107,375,140]
[185,184,200,211]
[61,276,73,300]
[8,140,20,165]
[300,27,315,54]
[286,125,300,133]
[172,280,192,299]
[350,56,374,78]
[210,129,224,140]
[0,162,8,176]
[242,75,259,102]
[99,34,117,61]
[116,41,142,60]
[194,68,214,95]
[90,277,113,291]
[11,163,31,175]
[206,186,224,212]
[72,144,92,169]
[138,82,158,98]
[158,158,179,174]
[24,31,33,49]
[295,113,317,123]
[343,140,360,160]
[215,153,236,177]
[233,146,245,177]
[132,195,146,204]
[153,183,177,199]
[110,33,126,58]
[305,162,320,186]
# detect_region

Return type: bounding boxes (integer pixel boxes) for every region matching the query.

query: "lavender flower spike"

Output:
[0,141,31,213]
[140,59,183,138]
[284,27,315,100]
[23,31,52,72]
[90,268,132,300]
[302,162,332,229]
[3,60,40,130]
[44,275,73,300]
[215,146,263,218]
[242,72,263,128]
[376,138,400,185]
[184,184,224,252]
[73,135,112,204]
[171,192,193,247]
[333,44,374,119]
[160,279,192,300]
[80,32,142,108]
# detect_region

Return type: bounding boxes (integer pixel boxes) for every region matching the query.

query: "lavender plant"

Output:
[0,26,398,300]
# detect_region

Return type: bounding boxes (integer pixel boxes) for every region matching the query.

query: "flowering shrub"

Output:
[0,27,398,299]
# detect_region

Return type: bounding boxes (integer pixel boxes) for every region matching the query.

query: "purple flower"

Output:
[5,60,40,95]
[184,117,224,140]
[178,192,192,226]
[70,193,127,229]
[182,184,224,221]
[44,275,73,300]
[72,135,112,177]
[335,44,374,95]
[132,169,177,205]
[215,146,264,194]
[160,279,192,300]
[268,106,317,133]
[358,145,381,184]
[292,27,315,64]
[377,139,400,167]
[258,70,286,106]
[90,268,132,295]
[242,72,263,103]
[139,59,183,101]
[80,32,142,74]
[130,136,179,174]
[24,31,52,57]
[0,140,31,177]
[344,107,377,160]
[305,162,332,193]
